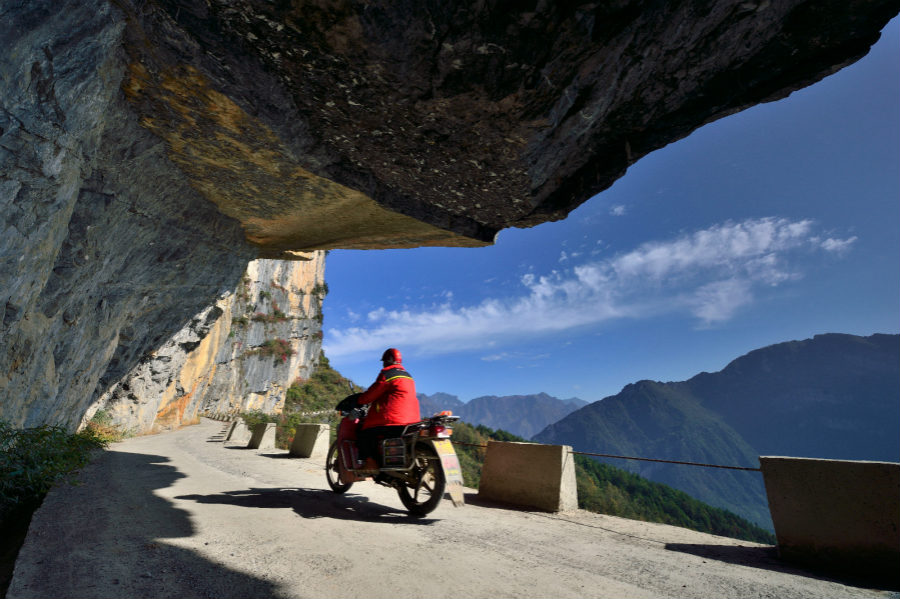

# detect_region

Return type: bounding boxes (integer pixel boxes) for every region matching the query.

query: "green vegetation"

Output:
[447,422,521,487]
[573,455,774,543]
[250,310,288,324]
[0,420,107,522]
[284,354,363,413]
[1,417,114,595]
[82,409,131,445]
[240,352,363,448]
[244,338,294,362]
[311,282,329,296]
[451,422,775,544]
[237,276,251,302]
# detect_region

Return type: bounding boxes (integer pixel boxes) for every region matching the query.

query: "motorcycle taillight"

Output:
[430,424,452,438]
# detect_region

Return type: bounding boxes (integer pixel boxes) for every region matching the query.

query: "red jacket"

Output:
[358,364,420,429]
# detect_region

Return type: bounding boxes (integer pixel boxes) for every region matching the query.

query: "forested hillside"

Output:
[535,333,900,530]
[451,422,774,544]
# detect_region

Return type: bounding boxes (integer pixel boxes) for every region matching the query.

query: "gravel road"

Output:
[8,418,896,599]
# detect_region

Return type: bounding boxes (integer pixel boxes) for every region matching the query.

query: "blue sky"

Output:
[322,17,899,403]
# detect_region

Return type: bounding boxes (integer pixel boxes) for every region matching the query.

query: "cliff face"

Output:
[1,0,256,431]
[84,255,326,434]
[1,0,897,431]
[198,256,326,419]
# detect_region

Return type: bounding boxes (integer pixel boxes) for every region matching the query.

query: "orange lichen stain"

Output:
[156,382,197,429]
[122,62,483,251]
[122,62,150,100]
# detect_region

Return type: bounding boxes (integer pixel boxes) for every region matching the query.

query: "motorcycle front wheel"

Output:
[397,444,446,517]
[325,441,353,493]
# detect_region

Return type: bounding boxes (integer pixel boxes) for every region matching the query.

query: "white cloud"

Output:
[481,353,510,362]
[324,217,855,359]
[608,218,814,281]
[820,236,857,253]
[610,204,627,216]
[690,279,753,324]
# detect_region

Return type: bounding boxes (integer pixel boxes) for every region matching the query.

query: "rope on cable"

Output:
[451,441,760,472]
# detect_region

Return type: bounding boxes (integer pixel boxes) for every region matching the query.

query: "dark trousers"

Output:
[357,425,407,463]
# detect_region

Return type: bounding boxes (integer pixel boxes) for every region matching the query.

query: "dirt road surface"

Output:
[8,418,896,599]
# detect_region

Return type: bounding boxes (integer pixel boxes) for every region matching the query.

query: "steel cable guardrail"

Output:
[451,441,760,472]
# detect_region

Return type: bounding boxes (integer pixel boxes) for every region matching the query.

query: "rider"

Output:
[355,348,420,470]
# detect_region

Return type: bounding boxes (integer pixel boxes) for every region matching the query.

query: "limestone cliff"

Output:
[1,0,256,431]
[82,255,326,434]
[1,0,897,431]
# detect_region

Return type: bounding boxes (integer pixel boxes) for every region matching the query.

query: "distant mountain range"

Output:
[417,392,587,439]
[534,333,900,530]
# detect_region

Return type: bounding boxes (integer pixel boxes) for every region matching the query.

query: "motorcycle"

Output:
[325,394,465,517]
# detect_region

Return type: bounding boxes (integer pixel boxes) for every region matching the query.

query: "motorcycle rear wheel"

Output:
[397,444,445,517]
[325,441,353,493]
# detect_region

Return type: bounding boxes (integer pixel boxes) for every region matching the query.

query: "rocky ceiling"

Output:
[119,0,899,256]
[2,0,898,430]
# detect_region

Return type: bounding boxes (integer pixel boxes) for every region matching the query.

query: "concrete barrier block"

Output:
[248,422,277,450]
[478,441,578,512]
[225,420,251,445]
[760,456,900,583]
[289,424,330,459]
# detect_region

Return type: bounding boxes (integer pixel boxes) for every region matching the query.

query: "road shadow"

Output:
[664,543,898,591]
[176,487,439,525]
[257,452,296,459]
[204,424,233,443]
[461,491,543,512]
[10,450,285,599]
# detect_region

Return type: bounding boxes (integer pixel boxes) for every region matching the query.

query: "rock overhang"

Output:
[114,0,899,258]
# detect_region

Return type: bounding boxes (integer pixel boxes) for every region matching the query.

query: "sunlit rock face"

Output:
[83,256,326,434]
[196,256,326,420]
[0,0,896,431]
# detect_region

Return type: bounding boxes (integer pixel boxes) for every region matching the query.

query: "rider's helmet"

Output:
[381,348,402,364]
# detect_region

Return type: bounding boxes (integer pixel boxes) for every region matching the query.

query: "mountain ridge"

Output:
[534,332,900,530]
[417,392,587,440]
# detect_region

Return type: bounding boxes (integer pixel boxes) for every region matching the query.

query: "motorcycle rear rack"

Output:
[342,435,442,474]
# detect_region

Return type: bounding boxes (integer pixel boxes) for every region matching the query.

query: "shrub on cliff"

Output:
[244,338,294,362]
[284,354,363,415]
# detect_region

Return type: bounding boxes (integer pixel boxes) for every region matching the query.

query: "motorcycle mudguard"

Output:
[431,439,465,507]
[337,439,364,483]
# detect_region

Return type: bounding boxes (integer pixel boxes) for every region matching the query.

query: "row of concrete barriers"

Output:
[217,419,330,459]
[205,416,898,584]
